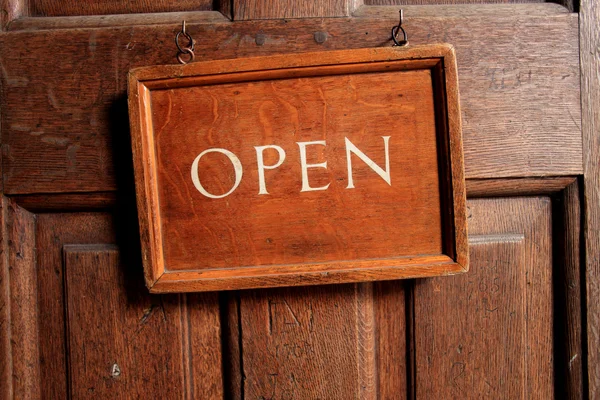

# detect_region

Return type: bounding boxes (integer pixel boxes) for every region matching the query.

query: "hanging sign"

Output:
[128,44,468,293]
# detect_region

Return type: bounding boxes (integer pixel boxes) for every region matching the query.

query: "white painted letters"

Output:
[191,148,243,199]
[297,141,331,192]
[345,136,391,189]
[192,136,393,198]
[255,145,286,195]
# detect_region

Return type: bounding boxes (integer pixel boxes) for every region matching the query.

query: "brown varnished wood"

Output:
[354,3,570,16]
[580,0,600,395]
[0,6,581,195]
[415,198,554,398]
[8,11,229,30]
[34,213,224,398]
[231,282,406,398]
[4,199,40,399]
[12,191,117,212]
[3,177,579,211]
[35,213,116,398]
[0,198,11,399]
[186,292,224,398]
[364,0,576,12]
[129,45,468,292]
[63,245,185,397]
[553,181,584,399]
[7,2,572,29]
[467,176,577,198]
[366,0,542,3]
[29,0,213,17]
[0,0,25,30]
[231,0,359,20]
[375,281,408,399]
[0,1,592,398]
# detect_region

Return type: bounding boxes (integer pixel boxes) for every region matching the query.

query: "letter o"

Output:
[191,148,243,199]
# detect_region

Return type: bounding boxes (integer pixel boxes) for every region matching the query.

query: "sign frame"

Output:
[128,44,468,293]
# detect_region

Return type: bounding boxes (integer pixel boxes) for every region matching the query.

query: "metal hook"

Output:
[391,10,408,47]
[175,20,195,64]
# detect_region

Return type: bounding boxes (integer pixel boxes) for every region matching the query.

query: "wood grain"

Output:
[128,45,467,292]
[9,11,229,30]
[375,281,408,399]
[553,181,584,399]
[580,0,600,395]
[64,245,185,398]
[5,199,40,399]
[29,0,213,17]
[34,213,224,398]
[186,292,224,398]
[151,65,443,270]
[365,0,541,4]
[232,0,354,20]
[0,198,12,400]
[0,0,26,30]
[35,213,116,398]
[233,282,406,398]
[363,0,575,12]
[0,6,581,195]
[466,176,577,197]
[415,198,554,398]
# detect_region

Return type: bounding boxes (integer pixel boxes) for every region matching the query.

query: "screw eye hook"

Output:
[175,20,195,64]
[391,9,408,47]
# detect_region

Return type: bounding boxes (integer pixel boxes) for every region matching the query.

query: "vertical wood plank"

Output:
[232,282,406,398]
[6,199,40,399]
[64,245,185,398]
[239,285,362,398]
[0,198,12,400]
[415,198,553,398]
[554,181,583,399]
[375,281,407,399]
[580,0,600,395]
[187,293,224,399]
[35,213,116,398]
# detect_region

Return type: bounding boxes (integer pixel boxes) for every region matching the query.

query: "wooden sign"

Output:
[128,44,468,293]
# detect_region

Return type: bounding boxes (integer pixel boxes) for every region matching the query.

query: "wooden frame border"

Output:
[127,44,467,293]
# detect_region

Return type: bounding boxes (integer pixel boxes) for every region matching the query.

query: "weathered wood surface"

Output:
[0,198,11,400]
[354,3,569,17]
[366,0,542,3]
[0,5,581,195]
[415,198,554,398]
[8,11,229,30]
[580,0,600,395]
[29,0,213,17]
[555,181,584,400]
[35,213,116,398]
[231,0,362,20]
[4,200,40,399]
[233,282,407,398]
[466,176,576,197]
[63,245,184,398]
[33,214,224,399]
[364,0,575,12]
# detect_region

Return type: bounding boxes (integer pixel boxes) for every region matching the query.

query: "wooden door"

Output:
[1,0,598,398]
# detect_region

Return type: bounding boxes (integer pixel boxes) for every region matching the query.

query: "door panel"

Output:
[416,197,553,398]
[232,282,407,399]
